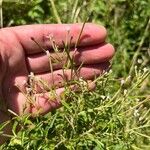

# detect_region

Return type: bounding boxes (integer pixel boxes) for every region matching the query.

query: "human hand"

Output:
[0,23,114,120]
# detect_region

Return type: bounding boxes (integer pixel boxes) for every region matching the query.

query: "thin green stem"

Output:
[71,0,79,23]
[49,0,62,24]
[75,21,86,48]
[133,131,150,139]
[129,18,150,75]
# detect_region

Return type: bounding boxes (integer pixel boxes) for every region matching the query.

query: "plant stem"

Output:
[49,0,62,24]
[71,0,79,23]
[129,18,150,75]
[75,21,86,48]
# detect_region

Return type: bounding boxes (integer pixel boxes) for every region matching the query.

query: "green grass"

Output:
[0,0,150,149]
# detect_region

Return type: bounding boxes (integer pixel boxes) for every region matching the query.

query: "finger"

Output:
[9,23,107,54]
[30,81,96,115]
[27,43,114,74]
[7,81,96,115]
[31,62,110,92]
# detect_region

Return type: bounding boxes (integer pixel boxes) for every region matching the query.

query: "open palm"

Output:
[0,23,114,117]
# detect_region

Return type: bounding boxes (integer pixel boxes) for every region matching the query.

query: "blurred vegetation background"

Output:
[0,0,150,149]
